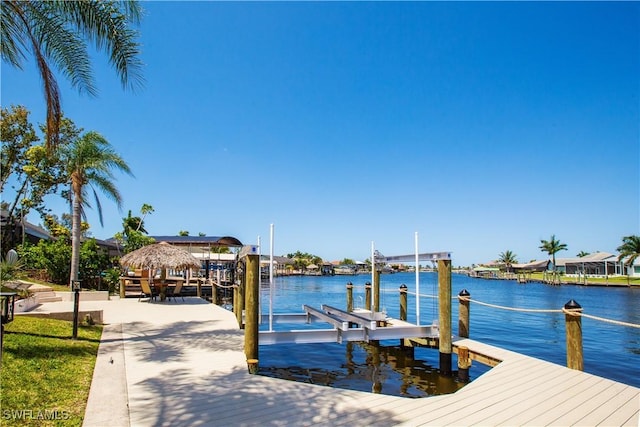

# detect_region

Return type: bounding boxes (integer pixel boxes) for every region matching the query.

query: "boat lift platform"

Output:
[257,304,439,345]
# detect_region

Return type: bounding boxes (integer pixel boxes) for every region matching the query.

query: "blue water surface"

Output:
[256,272,640,395]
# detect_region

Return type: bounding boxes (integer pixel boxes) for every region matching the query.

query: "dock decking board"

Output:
[500,375,610,426]
[78,298,639,426]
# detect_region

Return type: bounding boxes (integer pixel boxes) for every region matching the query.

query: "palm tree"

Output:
[539,234,568,272]
[64,131,132,287]
[576,251,590,258]
[123,210,147,235]
[136,203,154,232]
[1,0,143,150]
[498,250,518,273]
[617,235,640,284]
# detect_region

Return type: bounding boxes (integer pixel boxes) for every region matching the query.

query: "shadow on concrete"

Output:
[133,367,404,426]
[106,320,242,364]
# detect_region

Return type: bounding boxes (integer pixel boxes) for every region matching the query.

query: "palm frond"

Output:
[56,0,144,91]
[1,1,28,67]
[1,0,144,152]
[27,2,96,96]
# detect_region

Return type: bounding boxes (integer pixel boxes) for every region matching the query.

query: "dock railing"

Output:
[452,289,640,371]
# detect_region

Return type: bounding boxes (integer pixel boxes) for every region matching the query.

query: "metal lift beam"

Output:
[321,305,378,330]
[303,305,349,330]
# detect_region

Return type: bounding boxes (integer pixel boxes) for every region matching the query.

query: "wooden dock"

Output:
[80,297,639,426]
[257,305,640,424]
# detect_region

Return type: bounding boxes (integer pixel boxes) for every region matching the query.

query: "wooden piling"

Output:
[235,281,245,329]
[373,269,381,313]
[244,254,259,368]
[399,284,408,321]
[212,282,219,305]
[438,259,452,375]
[247,358,259,375]
[365,282,372,311]
[399,284,409,348]
[457,346,471,382]
[346,282,353,312]
[458,289,470,338]
[233,284,238,319]
[564,299,583,371]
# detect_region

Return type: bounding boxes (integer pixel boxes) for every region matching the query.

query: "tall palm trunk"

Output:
[70,179,82,288]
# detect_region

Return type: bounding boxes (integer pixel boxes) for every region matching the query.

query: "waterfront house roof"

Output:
[554,252,617,267]
[149,235,243,247]
[512,260,550,272]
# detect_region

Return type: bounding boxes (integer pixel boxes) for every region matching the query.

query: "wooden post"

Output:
[399,283,409,348]
[564,299,583,371]
[373,269,381,313]
[457,346,471,382]
[233,284,239,325]
[119,278,125,299]
[365,282,372,311]
[211,282,218,305]
[247,358,259,374]
[236,283,245,329]
[244,254,259,373]
[346,282,353,312]
[438,259,452,375]
[399,284,408,321]
[233,284,238,316]
[458,289,470,338]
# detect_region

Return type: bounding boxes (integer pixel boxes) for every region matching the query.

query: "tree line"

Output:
[496,234,640,277]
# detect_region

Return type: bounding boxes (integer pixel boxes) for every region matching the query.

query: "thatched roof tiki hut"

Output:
[119,242,201,301]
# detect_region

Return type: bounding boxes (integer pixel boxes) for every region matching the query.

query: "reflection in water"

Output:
[259,341,471,398]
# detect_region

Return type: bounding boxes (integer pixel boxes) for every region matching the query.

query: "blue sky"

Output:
[2,2,639,267]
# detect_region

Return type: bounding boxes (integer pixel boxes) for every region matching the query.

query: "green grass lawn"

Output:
[1,316,102,426]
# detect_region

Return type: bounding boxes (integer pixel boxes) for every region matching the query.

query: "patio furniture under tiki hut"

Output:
[119,242,201,300]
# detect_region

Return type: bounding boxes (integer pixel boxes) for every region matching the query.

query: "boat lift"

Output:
[251,229,454,374]
[257,304,439,345]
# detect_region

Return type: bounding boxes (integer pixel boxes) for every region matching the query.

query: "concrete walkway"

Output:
[80,297,409,426]
[39,296,637,427]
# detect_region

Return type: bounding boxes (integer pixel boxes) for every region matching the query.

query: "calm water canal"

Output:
[256,272,640,397]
